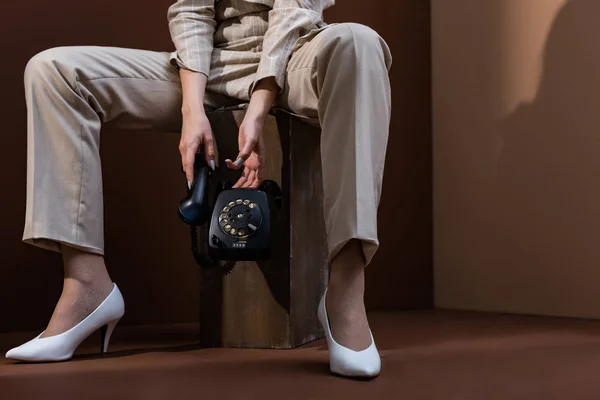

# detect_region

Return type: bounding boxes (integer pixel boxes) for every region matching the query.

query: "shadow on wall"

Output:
[492,0,600,314]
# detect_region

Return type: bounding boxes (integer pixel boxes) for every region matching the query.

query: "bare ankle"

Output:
[61,245,112,288]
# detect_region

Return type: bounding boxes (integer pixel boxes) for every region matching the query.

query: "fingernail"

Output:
[209,160,216,171]
[187,181,192,190]
[234,158,244,168]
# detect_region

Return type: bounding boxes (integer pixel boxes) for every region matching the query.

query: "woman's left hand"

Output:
[225,116,266,188]
[226,77,278,188]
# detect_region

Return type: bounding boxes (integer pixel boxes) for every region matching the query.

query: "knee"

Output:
[24,47,76,87]
[331,23,379,44]
[327,24,386,53]
[324,23,392,69]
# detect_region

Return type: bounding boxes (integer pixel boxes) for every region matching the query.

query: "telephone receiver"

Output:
[178,153,212,226]
[178,153,283,269]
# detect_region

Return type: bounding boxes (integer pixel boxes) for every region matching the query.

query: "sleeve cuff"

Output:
[249,66,286,98]
[169,51,210,78]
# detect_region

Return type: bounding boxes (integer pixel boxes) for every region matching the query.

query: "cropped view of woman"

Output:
[6,0,391,379]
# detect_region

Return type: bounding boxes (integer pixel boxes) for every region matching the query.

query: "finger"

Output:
[225,157,245,169]
[204,134,216,171]
[184,149,197,184]
[250,158,262,188]
[253,156,265,186]
[225,158,244,170]
[232,168,250,188]
[181,140,200,184]
[249,171,261,189]
[256,165,264,184]
[235,137,257,167]
[242,170,256,188]
[232,176,247,189]
[254,136,266,183]
[255,160,265,188]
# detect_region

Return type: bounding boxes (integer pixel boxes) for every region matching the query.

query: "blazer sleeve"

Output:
[250,0,333,96]
[167,0,217,77]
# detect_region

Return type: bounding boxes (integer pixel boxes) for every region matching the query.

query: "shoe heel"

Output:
[100,319,120,354]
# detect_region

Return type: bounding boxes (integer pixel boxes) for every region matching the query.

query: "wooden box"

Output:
[198,107,329,349]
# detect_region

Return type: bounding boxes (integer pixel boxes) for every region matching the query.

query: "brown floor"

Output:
[2,310,600,399]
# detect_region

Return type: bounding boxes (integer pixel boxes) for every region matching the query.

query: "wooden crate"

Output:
[198,107,329,349]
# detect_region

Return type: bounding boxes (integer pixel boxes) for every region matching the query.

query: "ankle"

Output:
[63,277,112,298]
[329,240,366,284]
[329,260,365,295]
[61,245,112,289]
[330,263,365,284]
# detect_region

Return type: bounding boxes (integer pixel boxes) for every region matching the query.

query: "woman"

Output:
[6,0,391,379]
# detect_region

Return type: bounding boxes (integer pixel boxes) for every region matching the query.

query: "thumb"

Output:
[236,138,256,165]
[226,139,255,170]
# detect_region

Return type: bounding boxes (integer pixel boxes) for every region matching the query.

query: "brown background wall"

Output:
[433,0,600,318]
[0,0,431,333]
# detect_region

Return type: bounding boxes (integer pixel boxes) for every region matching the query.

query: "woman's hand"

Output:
[225,77,279,188]
[179,111,216,184]
[178,69,215,185]
[225,116,265,188]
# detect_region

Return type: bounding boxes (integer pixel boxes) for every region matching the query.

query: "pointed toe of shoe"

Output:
[349,359,381,378]
[6,338,32,361]
[6,341,41,362]
[5,348,18,360]
[5,336,74,362]
[330,345,381,378]
[364,358,382,377]
[5,344,33,362]
[331,364,381,379]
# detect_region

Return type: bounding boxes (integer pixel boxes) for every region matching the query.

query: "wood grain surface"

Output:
[199,108,327,348]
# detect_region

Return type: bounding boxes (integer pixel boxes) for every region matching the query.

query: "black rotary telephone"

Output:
[178,153,282,272]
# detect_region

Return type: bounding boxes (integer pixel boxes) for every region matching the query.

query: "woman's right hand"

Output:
[179,110,216,185]
[178,69,214,185]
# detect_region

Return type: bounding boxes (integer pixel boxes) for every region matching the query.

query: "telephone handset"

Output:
[178,153,282,271]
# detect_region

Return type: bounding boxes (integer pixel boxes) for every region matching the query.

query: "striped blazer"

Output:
[167,0,335,93]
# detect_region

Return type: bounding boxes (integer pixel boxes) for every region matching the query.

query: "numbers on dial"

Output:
[218,198,261,238]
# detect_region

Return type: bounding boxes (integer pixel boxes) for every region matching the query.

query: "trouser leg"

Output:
[23,46,194,254]
[280,23,393,265]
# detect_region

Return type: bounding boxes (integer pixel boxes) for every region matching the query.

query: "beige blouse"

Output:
[168,0,335,95]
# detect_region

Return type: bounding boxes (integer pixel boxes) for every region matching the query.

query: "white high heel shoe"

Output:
[318,289,381,378]
[5,283,125,362]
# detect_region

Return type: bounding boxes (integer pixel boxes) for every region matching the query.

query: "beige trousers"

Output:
[23,23,392,265]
